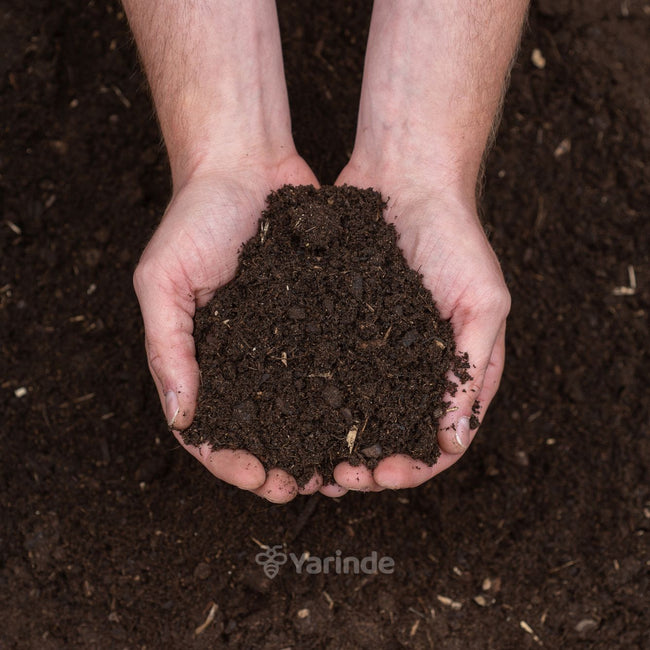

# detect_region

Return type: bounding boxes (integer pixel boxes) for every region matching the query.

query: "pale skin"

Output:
[124,0,529,502]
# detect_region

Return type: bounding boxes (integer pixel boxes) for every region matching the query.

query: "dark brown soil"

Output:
[1,1,649,649]
[185,185,473,486]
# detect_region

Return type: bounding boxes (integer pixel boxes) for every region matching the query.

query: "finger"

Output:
[438,314,507,455]
[298,472,323,495]
[173,438,267,489]
[319,482,349,498]
[374,323,505,490]
[333,462,385,492]
[251,468,299,503]
[474,324,507,413]
[134,259,199,430]
[374,452,459,489]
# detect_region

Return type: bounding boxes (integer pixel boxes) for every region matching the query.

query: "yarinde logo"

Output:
[255,545,288,579]
[254,544,395,579]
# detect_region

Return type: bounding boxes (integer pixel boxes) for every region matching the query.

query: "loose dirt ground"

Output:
[1,1,648,648]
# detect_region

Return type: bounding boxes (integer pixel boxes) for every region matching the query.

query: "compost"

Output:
[185,184,475,486]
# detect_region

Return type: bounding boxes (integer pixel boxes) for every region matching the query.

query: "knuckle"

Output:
[132,257,154,295]
[477,283,511,319]
[494,286,511,318]
[146,345,165,381]
[133,249,169,298]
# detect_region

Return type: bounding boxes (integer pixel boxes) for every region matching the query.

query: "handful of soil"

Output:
[182,185,473,486]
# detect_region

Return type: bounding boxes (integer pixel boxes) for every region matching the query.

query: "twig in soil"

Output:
[436,595,462,610]
[251,536,268,549]
[629,265,637,289]
[72,393,95,404]
[322,591,334,610]
[519,620,543,645]
[612,264,637,296]
[5,220,21,235]
[346,425,358,453]
[194,602,218,636]
[408,607,425,619]
[553,138,571,158]
[284,494,320,544]
[549,559,578,573]
[111,85,131,109]
[259,219,270,243]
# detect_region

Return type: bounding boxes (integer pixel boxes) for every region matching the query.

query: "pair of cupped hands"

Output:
[133,150,510,502]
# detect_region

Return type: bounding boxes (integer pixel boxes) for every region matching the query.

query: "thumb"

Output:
[437,316,507,455]
[134,261,200,430]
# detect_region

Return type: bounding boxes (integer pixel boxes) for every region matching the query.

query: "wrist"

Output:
[171,136,315,210]
[347,94,487,204]
[342,144,479,214]
[168,120,297,192]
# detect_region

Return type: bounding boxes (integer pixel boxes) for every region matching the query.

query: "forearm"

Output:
[350,0,529,200]
[122,0,294,188]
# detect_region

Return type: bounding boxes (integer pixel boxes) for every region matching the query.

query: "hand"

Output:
[133,153,347,502]
[331,165,510,491]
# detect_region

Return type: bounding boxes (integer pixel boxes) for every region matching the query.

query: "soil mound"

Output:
[183,185,474,485]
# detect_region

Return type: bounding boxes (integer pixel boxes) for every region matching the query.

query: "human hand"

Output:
[331,166,510,491]
[134,154,348,502]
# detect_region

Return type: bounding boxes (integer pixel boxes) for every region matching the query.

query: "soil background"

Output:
[1,1,649,648]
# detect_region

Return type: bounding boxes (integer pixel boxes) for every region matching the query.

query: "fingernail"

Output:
[165,390,180,428]
[454,416,470,450]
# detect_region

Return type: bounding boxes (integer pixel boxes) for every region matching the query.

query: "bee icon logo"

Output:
[255,544,288,579]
